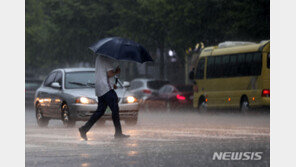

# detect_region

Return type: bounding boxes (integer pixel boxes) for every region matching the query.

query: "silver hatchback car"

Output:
[34,68,139,127]
[128,78,169,102]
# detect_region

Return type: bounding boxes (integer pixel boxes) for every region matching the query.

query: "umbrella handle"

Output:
[115,76,118,84]
[115,76,124,88]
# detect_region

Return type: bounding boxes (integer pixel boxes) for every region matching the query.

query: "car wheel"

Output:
[198,101,207,113]
[61,104,75,128]
[35,103,49,127]
[125,118,138,126]
[240,97,249,112]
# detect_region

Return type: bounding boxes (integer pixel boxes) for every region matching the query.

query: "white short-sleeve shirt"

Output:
[95,55,116,97]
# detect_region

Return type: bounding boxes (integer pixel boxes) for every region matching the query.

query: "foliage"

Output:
[25,0,270,76]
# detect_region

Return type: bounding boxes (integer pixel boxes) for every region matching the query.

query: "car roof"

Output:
[56,68,95,73]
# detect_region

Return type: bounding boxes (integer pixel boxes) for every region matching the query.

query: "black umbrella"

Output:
[89,37,153,63]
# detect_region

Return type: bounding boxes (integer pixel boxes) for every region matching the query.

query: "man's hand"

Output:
[115,66,121,74]
[107,66,121,78]
[113,84,118,89]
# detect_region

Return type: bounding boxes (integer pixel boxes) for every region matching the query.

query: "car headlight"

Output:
[123,96,137,104]
[75,97,97,104]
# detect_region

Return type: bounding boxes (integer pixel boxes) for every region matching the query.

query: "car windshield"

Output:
[147,80,169,90]
[65,71,95,89]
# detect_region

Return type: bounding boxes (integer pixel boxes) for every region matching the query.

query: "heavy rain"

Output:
[24,0,270,166]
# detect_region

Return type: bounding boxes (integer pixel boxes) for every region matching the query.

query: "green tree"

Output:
[25,0,270,79]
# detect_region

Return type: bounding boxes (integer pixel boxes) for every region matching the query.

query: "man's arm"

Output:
[107,66,120,78]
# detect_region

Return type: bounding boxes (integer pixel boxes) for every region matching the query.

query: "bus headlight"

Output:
[75,97,97,104]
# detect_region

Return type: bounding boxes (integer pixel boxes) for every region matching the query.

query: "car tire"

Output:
[125,118,138,126]
[35,103,49,127]
[61,103,75,128]
[240,96,249,112]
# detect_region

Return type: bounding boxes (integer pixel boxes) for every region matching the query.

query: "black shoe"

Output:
[114,134,130,139]
[79,127,88,141]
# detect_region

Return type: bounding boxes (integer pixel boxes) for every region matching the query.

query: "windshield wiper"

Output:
[68,81,95,88]
[68,81,88,87]
[86,82,95,88]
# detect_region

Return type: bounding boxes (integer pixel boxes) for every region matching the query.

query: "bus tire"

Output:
[240,96,249,112]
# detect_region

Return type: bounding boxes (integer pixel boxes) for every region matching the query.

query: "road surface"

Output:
[26,109,270,167]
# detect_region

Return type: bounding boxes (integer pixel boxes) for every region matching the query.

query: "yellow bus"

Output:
[189,41,270,111]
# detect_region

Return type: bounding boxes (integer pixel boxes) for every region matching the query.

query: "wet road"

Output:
[26,109,270,167]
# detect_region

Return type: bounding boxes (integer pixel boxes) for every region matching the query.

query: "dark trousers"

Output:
[81,89,122,135]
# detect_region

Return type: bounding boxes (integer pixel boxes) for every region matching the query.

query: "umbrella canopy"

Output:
[89,37,153,63]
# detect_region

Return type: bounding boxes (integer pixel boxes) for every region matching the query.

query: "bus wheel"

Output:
[198,100,207,112]
[240,97,249,112]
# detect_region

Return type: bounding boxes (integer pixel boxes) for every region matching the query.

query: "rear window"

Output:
[147,80,169,90]
[176,85,193,92]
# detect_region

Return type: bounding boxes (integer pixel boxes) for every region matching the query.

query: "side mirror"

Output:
[123,81,130,88]
[51,82,61,89]
[189,69,195,80]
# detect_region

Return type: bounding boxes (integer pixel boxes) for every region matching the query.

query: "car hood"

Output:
[63,88,127,99]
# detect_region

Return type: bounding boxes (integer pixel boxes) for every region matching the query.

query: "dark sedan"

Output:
[143,84,193,111]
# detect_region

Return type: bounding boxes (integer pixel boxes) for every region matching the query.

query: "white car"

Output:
[128,78,169,102]
[34,68,139,127]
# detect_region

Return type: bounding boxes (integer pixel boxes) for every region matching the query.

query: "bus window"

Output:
[245,53,253,76]
[206,57,215,78]
[267,53,270,68]
[251,52,262,75]
[214,56,222,78]
[229,55,237,77]
[196,58,205,79]
[237,54,245,76]
[222,55,230,77]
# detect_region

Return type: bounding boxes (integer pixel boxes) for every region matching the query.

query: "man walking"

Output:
[79,55,130,140]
